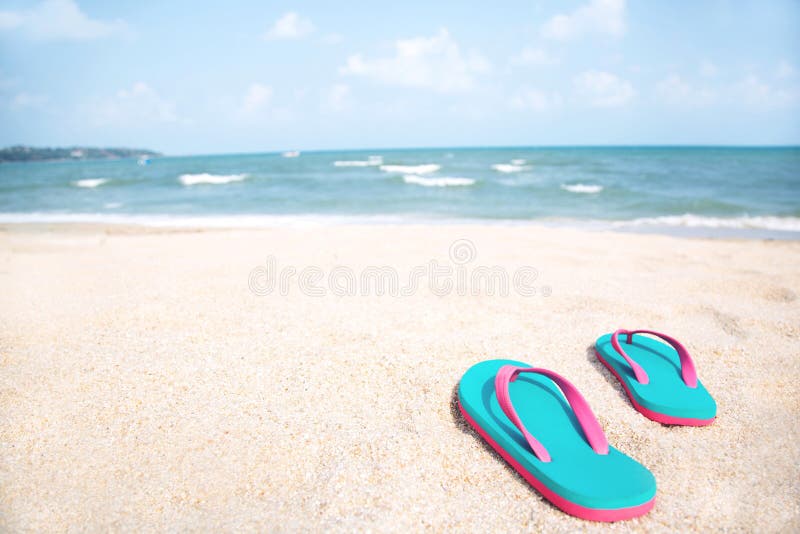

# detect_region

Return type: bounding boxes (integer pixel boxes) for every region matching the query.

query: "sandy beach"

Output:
[1,223,798,532]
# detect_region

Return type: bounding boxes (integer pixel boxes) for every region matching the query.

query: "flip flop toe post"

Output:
[458,359,656,521]
[595,330,716,426]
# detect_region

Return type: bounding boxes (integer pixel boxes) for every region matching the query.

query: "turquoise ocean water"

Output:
[1,147,798,237]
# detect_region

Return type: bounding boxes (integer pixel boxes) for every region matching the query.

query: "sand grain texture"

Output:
[1,225,799,532]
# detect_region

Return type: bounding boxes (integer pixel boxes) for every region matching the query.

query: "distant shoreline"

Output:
[0,146,161,163]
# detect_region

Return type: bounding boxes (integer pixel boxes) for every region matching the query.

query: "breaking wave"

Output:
[492,163,531,173]
[561,183,604,194]
[403,175,475,187]
[380,164,441,174]
[612,214,800,232]
[178,173,249,186]
[333,155,383,167]
[73,178,108,188]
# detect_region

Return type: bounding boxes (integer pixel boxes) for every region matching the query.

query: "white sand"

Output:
[1,224,798,531]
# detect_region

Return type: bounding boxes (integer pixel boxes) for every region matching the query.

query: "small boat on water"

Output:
[282,150,300,158]
[137,156,151,166]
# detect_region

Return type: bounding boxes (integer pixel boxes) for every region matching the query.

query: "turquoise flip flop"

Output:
[595,329,716,426]
[458,359,656,521]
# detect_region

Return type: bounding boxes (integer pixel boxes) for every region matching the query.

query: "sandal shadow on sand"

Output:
[458,359,656,522]
[595,329,717,426]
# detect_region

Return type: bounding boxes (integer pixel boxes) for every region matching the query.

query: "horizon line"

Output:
[163,143,800,158]
[3,143,800,160]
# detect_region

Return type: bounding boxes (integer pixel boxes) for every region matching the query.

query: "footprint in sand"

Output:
[763,286,797,303]
[701,305,747,338]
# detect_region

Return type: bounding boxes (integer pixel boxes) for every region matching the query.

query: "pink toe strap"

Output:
[611,329,698,388]
[494,365,609,463]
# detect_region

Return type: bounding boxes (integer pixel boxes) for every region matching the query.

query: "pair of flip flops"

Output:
[458,329,716,522]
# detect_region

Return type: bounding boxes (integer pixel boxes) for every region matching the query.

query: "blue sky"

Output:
[0,0,798,154]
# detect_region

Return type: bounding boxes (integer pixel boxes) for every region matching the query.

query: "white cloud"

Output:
[699,60,718,78]
[92,82,177,126]
[9,91,48,110]
[777,60,796,79]
[510,47,558,66]
[541,0,626,41]
[0,0,128,41]
[655,75,691,101]
[653,72,796,110]
[263,12,315,40]
[655,75,715,107]
[322,83,352,113]
[510,88,562,112]
[736,75,798,108]
[340,28,490,93]
[233,83,297,122]
[574,70,635,107]
[240,83,273,113]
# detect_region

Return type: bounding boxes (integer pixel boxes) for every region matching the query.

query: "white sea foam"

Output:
[73,178,108,188]
[511,159,527,165]
[0,212,416,228]
[403,175,475,187]
[380,164,441,174]
[561,183,604,194]
[0,212,798,234]
[333,160,369,167]
[104,202,122,209]
[333,155,383,167]
[178,173,248,186]
[492,163,531,173]
[612,214,800,232]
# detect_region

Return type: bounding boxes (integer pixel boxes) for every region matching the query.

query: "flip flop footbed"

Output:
[595,333,716,423]
[458,359,656,519]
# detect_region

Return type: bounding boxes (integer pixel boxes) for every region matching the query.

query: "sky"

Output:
[0,0,799,154]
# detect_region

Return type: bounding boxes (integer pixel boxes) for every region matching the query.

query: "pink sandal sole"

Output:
[595,350,715,427]
[459,400,656,521]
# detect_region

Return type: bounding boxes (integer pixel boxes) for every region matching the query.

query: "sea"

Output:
[1,146,798,238]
